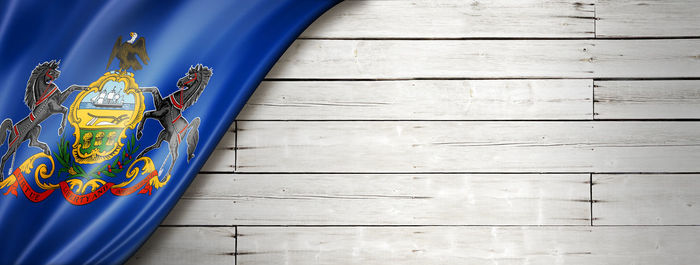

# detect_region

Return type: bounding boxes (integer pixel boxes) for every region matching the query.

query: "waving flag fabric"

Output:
[0,0,339,264]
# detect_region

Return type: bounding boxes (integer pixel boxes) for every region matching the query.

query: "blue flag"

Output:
[0,0,339,264]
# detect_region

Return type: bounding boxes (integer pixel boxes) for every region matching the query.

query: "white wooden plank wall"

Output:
[128,1,700,264]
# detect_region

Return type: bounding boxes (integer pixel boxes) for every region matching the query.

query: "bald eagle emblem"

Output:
[0,32,212,205]
[107,32,150,72]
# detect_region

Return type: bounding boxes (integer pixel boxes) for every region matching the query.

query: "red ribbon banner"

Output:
[8,168,159,205]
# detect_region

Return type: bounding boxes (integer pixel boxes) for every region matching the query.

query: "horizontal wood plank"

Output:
[238,226,700,265]
[596,0,700,37]
[235,121,700,173]
[593,174,700,225]
[267,40,700,79]
[594,81,700,119]
[591,40,700,78]
[201,124,235,172]
[239,80,593,120]
[139,1,700,263]
[127,227,235,265]
[163,173,590,225]
[301,0,594,38]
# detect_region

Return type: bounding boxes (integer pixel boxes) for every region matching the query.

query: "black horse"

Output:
[136,65,212,177]
[0,61,85,180]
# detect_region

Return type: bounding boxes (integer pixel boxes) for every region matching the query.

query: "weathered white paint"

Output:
[267,40,700,79]
[127,227,236,265]
[163,173,590,225]
[590,40,700,78]
[235,121,700,173]
[301,0,595,38]
[239,80,593,120]
[137,0,700,263]
[595,81,700,119]
[201,124,235,172]
[238,226,700,265]
[594,174,700,225]
[596,0,700,37]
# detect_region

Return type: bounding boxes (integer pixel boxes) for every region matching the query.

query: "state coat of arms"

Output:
[0,33,213,205]
[69,71,145,164]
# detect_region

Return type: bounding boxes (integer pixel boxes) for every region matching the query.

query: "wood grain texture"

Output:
[239,80,593,120]
[596,0,700,37]
[594,174,700,225]
[237,226,700,265]
[127,227,236,265]
[267,39,700,79]
[268,40,591,79]
[595,81,700,119]
[590,40,700,78]
[300,0,595,38]
[235,121,700,173]
[201,124,235,172]
[144,1,700,264]
[163,173,590,225]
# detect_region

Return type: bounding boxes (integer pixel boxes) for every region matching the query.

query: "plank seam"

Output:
[164,224,700,228]
[590,173,594,226]
[264,77,700,82]
[593,0,597,38]
[592,76,597,120]
[198,171,700,175]
[234,119,700,122]
[295,36,700,40]
[234,226,238,265]
[237,119,596,122]
[234,121,238,173]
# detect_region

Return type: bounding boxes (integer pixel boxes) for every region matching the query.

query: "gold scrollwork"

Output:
[149,174,170,189]
[2,153,166,196]
[66,178,107,194]
[0,175,16,191]
[112,157,156,188]
[32,153,58,190]
[68,71,145,164]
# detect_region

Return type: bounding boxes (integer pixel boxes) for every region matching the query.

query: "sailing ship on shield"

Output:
[90,87,125,108]
[0,32,212,205]
[70,70,145,163]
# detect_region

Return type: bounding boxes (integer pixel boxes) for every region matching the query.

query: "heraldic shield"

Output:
[0,1,339,263]
[0,52,210,205]
[68,71,145,164]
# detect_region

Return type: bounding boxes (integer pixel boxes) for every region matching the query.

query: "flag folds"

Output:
[0,0,339,264]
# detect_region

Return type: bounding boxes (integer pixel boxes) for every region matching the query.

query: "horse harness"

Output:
[10,71,58,146]
[37,70,58,107]
[168,73,197,144]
